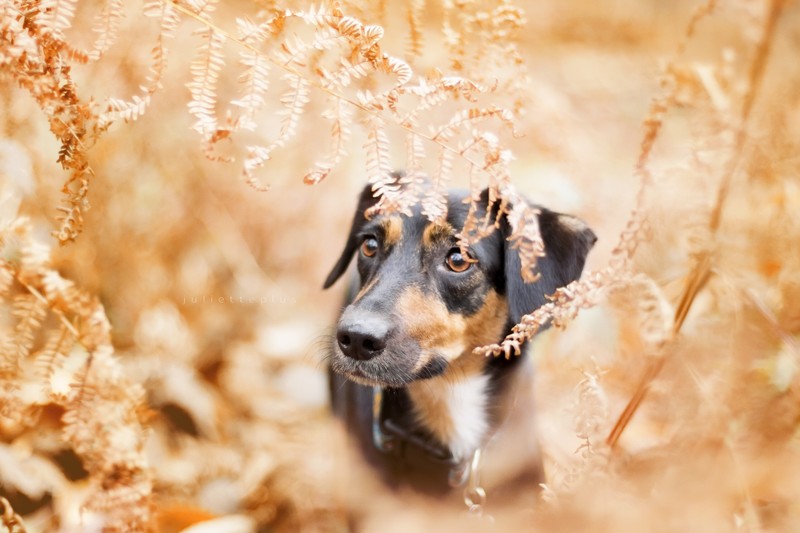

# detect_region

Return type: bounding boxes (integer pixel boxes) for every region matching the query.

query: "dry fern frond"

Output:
[363,115,395,211]
[478,268,614,359]
[573,364,609,462]
[272,74,312,152]
[419,144,454,222]
[5,0,531,249]
[405,0,425,62]
[0,3,108,243]
[187,27,227,142]
[432,106,516,143]
[102,0,181,124]
[0,496,26,533]
[0,263,13,303]
[232,47,272,132]
[10,294,47,362]
[61,348,152,531]
[158,0,525,216]
[506,207,545,282]
[319,57,372,90]
[241,73,311,189]
[440,0,529,112]
[451,131,547,281]
[0,217,153,530]
[33,324,73,389]
[610,0,720,268]
[86,0,125,62]
[36,0,78,38]
[303,96,353,185]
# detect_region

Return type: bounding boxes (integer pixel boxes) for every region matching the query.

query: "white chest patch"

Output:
[407,373,491,462]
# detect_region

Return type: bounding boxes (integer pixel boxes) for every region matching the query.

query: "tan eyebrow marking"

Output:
[380,217,403,248]
[422,222,455,250]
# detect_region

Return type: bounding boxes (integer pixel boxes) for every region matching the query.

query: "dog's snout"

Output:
[336,315,389,361]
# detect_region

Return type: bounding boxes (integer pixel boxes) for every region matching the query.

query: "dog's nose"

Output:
[336,316,389,361]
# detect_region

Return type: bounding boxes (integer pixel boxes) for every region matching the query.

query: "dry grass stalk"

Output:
[606,0,786,449]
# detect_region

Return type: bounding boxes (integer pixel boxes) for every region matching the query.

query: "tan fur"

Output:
[397,287,509,457]
[396,287,508,372]
[421,222,454,250]
[463,290,509,357]
[380,217,403,248]
[396,287,464,367]
[407,373,490,461]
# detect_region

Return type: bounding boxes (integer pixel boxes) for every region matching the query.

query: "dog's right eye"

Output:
[445,248,474,273]
[361,236,379,258]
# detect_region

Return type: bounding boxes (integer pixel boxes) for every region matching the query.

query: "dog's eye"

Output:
[361,236,379,258]
[445,248,473,273]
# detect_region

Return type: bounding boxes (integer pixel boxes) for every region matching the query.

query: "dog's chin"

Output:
[340,368,392,388]
[331,351,448,388]
[329,354,397,388]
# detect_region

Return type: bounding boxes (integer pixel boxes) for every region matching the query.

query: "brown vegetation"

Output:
[1,0,799,531]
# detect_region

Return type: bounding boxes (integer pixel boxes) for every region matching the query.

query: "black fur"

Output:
[323,186,377,289]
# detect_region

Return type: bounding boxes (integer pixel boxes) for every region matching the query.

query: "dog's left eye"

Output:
[361,236,379,258]
[445,248,473,273]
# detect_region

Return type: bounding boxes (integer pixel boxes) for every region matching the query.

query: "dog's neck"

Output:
[406,371,491,462]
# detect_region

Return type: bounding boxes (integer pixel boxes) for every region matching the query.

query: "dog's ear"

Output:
[500,200,597,324]
[323,185,378,289]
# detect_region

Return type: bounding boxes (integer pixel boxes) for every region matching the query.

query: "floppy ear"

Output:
[502,203,597,324]
[323,185,378,289]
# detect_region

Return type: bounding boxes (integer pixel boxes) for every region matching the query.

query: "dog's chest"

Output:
[407,373,491,462]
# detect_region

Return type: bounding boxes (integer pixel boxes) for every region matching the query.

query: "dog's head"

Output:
[324,185,596,388]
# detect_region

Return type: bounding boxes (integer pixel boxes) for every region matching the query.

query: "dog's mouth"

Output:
[332,360,395,387]
[329,344,449,388]
[345,367,386,387]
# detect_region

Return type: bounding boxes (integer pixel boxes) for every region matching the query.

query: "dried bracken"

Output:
[0,218,152,531]
[0,2,108,244]
[0,496,25,533]
[4,0,540,265]
[2,0,800,531]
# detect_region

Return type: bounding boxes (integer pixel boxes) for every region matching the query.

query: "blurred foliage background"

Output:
[1,0,800,531]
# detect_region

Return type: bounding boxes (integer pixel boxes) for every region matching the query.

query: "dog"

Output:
[324,184,596,505]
